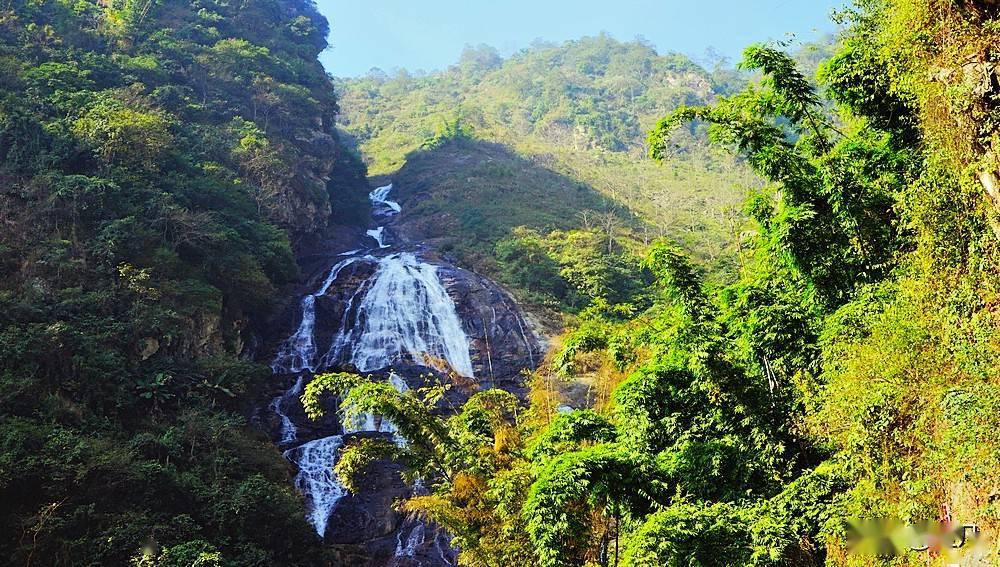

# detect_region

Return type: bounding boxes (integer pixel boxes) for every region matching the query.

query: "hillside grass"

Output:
[339,37,760,284]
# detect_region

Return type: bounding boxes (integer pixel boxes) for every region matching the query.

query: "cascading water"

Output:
[366,226,389,248]
[272,258,360,374]
[270,375,303,446]
[324,253,475,378]
[270,181,477,544]
[366,184,398,249]
[395,521,425,559]
[283,435,346,538]
[370,183,401,216]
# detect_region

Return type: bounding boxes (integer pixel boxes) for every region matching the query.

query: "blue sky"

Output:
[315,0,848,77]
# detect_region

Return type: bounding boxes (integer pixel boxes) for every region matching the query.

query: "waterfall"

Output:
[270,179,480,542]
[272,258,360,373]
[366,226,389,248]
[388,372,409,393]
[270,375,303,446]
[370,183,401,216]
[325,253,475,378]
[283,435,346,537]
[395,521,425,559]
[393,519,456,565]
[509,299,536,367]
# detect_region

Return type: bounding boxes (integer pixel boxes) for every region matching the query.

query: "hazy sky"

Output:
[315,0,847,77]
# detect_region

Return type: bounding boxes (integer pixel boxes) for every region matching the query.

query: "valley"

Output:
[4,1,1000,566]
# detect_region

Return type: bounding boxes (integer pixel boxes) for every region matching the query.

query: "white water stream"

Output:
[370,183,402,215]
[366,226,389,248]
[324,252,475,378]
[269,375,303,446]
[270,182,475,541]
[271,258,361,374]
[283,435,346,538]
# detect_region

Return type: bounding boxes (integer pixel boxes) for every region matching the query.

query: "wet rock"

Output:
[385,517,458,567]
[438,264,539,392]
[323,443,407,545]
[257,374,341,447]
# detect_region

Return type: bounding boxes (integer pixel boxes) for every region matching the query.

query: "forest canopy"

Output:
[0,0,366,563]
[5,0,1000,566]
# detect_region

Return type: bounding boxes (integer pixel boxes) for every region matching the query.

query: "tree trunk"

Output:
[978,170,1000,207]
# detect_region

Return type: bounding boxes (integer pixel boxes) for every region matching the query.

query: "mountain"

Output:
[336,36,758,283]
[8,0,1000,565]
[0,0,367,563]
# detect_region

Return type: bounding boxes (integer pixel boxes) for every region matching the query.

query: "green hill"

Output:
[337,36,759,278]
[0,0,364,563]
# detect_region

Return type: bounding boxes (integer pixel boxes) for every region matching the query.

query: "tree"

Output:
[620,503,752,567]
[649,44,911,306]
[72,97,172,170]
[302,372,535,566]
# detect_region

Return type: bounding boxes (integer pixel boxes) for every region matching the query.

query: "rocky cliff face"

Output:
[265,125,334,235]
[257,178,543,566]
[439,265,539,390]
[275,122,370,237]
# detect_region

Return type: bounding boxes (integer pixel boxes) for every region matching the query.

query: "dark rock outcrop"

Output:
[438,264,538,391]
[324,446,407,545]
[259,167,545,565]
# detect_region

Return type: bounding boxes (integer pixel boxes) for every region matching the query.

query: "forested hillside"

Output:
[338,36,759,279]
[6,0,1000,565]
[0,0,365,563]
[321,1,1000,566]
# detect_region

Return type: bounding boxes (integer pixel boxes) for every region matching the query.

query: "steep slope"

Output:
[263,181,540,566]
[337,36,758,279]
[0,0,367,563]
[388,140,609,265]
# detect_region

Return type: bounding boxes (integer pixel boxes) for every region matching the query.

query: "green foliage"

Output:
[644,240,713,321]
[0,0,365,562]
[620,503,752,567]
[819,35,918,140]
[740,45,823,136]
[612,364,702,455]
[341,35,720,169]
[508,32,931,556]
[495,226,651,312]
[524,445,672,567]
[551,319,612,375]
[313,292,832,566]
[422,117,474,150]
[72,95,173,169]
[527,409,617,460]
[745,462,849,564]
[650,42,915,306]
[494,226,569,305]
[339,35,756,279]
[6,0,998,564]
[135,539,224,567]
[630,5,1000,564]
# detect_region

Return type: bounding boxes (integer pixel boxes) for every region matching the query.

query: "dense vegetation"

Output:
[0,0,367,564]
[318,1,1000,565]
[6,0,1000,565]
[339,36,760,278]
